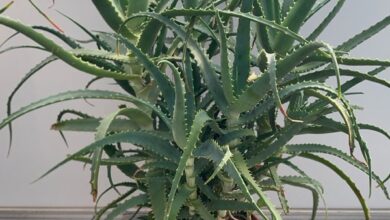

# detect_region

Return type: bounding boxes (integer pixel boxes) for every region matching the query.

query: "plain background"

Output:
[0,0,389,209]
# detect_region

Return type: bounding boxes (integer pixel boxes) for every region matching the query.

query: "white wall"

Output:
[0,0,389,209]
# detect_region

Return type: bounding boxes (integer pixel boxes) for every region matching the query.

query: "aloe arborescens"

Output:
[1,0,390,219]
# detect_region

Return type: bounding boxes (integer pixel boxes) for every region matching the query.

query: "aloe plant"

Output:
[1,0,390,219]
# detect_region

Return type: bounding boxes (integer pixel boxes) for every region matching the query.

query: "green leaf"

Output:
[279,175,323,220]
[91,0,137,40]
[90,107,153,201]
[216,11,234,104]
[72,155,147,166]
[117,35,176,114]
[125,0,150,34]
[207,200,256,211]
[0,1,13,14]
[160,60,187,149]
[253,0,273,52]
[337,15,390,52]
[34,131,180,183]
[217,129,255,146]
[106,194,148,220]
[273,0,317,54]
[147,175,167,220]
[237,81,339,125]
[166,110,210,219]
[191,199,214,220]
[233,150,282,220]
[0,16,136,80]
[300,153,370,220]
[232,0,252,94]
[259,0,281,46]
[284,143,389,199]
[169,184,192,220]
[269,166,289,214]
[125,12,229,114]
[6,55,57,153]
[341,66,387,92]
[205,145,232,184]
[0,90,170,131]
[93,188,136,220]
[307,0,346,41]
[293,68,390,90]
[183,51,196,129]
[163,9,307,44]
[194,141,270,220]
[51,118,138,132]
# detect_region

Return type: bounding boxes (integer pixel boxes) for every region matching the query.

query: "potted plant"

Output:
[1,0,389,219]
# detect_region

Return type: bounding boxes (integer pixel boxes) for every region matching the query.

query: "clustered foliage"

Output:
[1,0,390,219]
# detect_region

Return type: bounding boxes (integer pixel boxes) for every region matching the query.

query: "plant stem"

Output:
[184,155,196,215]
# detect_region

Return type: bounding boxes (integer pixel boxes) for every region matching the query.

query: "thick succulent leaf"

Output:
[90,107,153,201]
[0,1,13,14]
[183,51,196,129]
[284,143,389,199]
[293,69,390,89]
[269,166,289,214]
[117,35,176,114]
[216,11,234,104]
[205,145,232,184]
[147,175,167,220]
[72,155,147,166]
[230,53,275,115]
[306,55,390,67]
[32,25,81,49]
[182,0,200,9]
[259,0,281,47]
[93,188,136,220]
[341,66,387,92]
[0,16,136,80]
[230,41,341,115]
[34,131,180,183]
[207,200,256,211]
[166,110,210,219]
[91,0,137,40]
[217,129,255,146]
[125,12,229,114]
[253,0,273,52]
[307,0,346,41]
[161,61,187,149]
[6,55,57,151]
[306,0,331,21]
[51,118,138,132]
[303,116,390,143]
[163,9,307,44]
[273,0,316,54]
[337,15,390,52]
[169,184,192,220]
[106,194,148,220]
[0,45,45,54]
[232,0,252,94]
[125,0,150,34]
[279,176,322,220]
[71,49,134,64]
[281,0,295,19]
[306,90,355,148]
[0,90,170,131]
[232,150,282,220]
[190,199,214,220]
[237,81,340,125]
[300,153,370,220]
[277,41,339,79]
[143,160,178,171]
[194,140,270,220]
